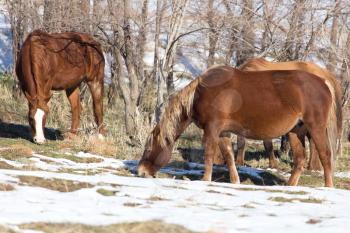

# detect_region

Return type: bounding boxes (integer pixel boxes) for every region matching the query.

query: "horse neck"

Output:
[174,118,192,141]
[158,116,192,149]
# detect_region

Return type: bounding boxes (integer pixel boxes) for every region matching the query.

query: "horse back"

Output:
[194,67,332,138]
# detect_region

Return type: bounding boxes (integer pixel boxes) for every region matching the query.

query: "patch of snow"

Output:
[335,172,350,179]
[0,167,350,232]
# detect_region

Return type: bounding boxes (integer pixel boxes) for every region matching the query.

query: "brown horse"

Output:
[16,30,105,144]
[229,58,342,170]
[138,66,337,187]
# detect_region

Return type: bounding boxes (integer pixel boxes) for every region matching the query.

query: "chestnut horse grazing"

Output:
[16,30,105,144]
[230,58,342,170]
[138,66,337,187]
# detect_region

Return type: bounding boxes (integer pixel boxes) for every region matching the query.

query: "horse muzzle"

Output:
[137,162,156,178]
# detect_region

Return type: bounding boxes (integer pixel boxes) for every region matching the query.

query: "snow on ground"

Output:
[0,151,350,233]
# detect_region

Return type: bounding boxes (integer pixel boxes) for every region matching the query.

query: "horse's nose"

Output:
[138,171,146,178]
[137,167,146,177]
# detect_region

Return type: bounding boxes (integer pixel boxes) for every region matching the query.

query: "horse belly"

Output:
[232,111,300,140]
[51,69,85,90]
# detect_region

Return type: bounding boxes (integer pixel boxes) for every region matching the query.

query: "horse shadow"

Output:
[178,147,282,164]
[0,121,63,142]
[124,160,286,186]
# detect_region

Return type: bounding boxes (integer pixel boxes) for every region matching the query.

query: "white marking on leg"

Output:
[33,108,46,144]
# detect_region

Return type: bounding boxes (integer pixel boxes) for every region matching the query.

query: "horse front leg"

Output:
[219,136,240,184]
[202,126,220,182]
[66,88,81,135]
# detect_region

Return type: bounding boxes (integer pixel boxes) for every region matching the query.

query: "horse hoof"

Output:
[98,134,105,140]
[33,137,46,144]
[201,176,212,182]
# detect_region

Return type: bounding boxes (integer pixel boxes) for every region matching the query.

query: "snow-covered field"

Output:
[0,150,350,233]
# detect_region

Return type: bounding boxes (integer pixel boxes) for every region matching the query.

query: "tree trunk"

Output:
[223,1,239,65]
[122,0,140,138]
[136,0,149,83]
[207,0,219,68]
[81,0,91,33]
[327,0,341,73]
[43,0,55,31]
[154,0,165,122]
[236,0,255,66]
[161,0,188,94]
[281,0,306,61]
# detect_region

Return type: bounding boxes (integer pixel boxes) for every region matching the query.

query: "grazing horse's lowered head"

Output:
[138,79,198,177]
[138,125,172,177]
[16,30,105,144]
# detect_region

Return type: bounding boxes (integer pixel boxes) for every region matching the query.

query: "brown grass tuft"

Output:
[19,176,93,192]
[96,188,117,196]
[20,221,196,233]
[0,183,15,191]
[268,196,323,204]
[0,144,33,161]
[123,202,142,207]
[0,161,15,169]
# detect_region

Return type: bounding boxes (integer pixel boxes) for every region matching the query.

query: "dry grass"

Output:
[0,225,16,233]
[20,221,196,233]
[234,187,308,195]
[268,196,323,204]
[241,203,256,209]
[306,219,322,224]
[298,175,350,190]
[18,176,93,192]
[0,161,15,169]
[0,144,33,161]
[123,202,143,207]
[96,188,117,196]
[147,195,171,202]
[0,183,15,191]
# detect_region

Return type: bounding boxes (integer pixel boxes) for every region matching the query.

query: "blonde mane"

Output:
[157,78,200,148]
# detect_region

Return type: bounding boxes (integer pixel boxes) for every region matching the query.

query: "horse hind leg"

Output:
[87,79,105,137]
[66,88,81,135]
[236,135,246,166]
[219,136,240,184]
[307,136,322,171]
[264,140,279,168]
[308,127,333,187]
[287,131,306,186]
[213,137,226,165]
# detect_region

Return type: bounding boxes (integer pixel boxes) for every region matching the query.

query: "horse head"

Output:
[138,124,172,178]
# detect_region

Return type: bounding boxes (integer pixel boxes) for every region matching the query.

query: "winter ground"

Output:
[1,141,350,233]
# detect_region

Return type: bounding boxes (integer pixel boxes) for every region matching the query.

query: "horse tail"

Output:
[333,79,343,157]
[324,80,338,163]
[158,77,200,147]
[323,72,343,158]
[16,32,37,105]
